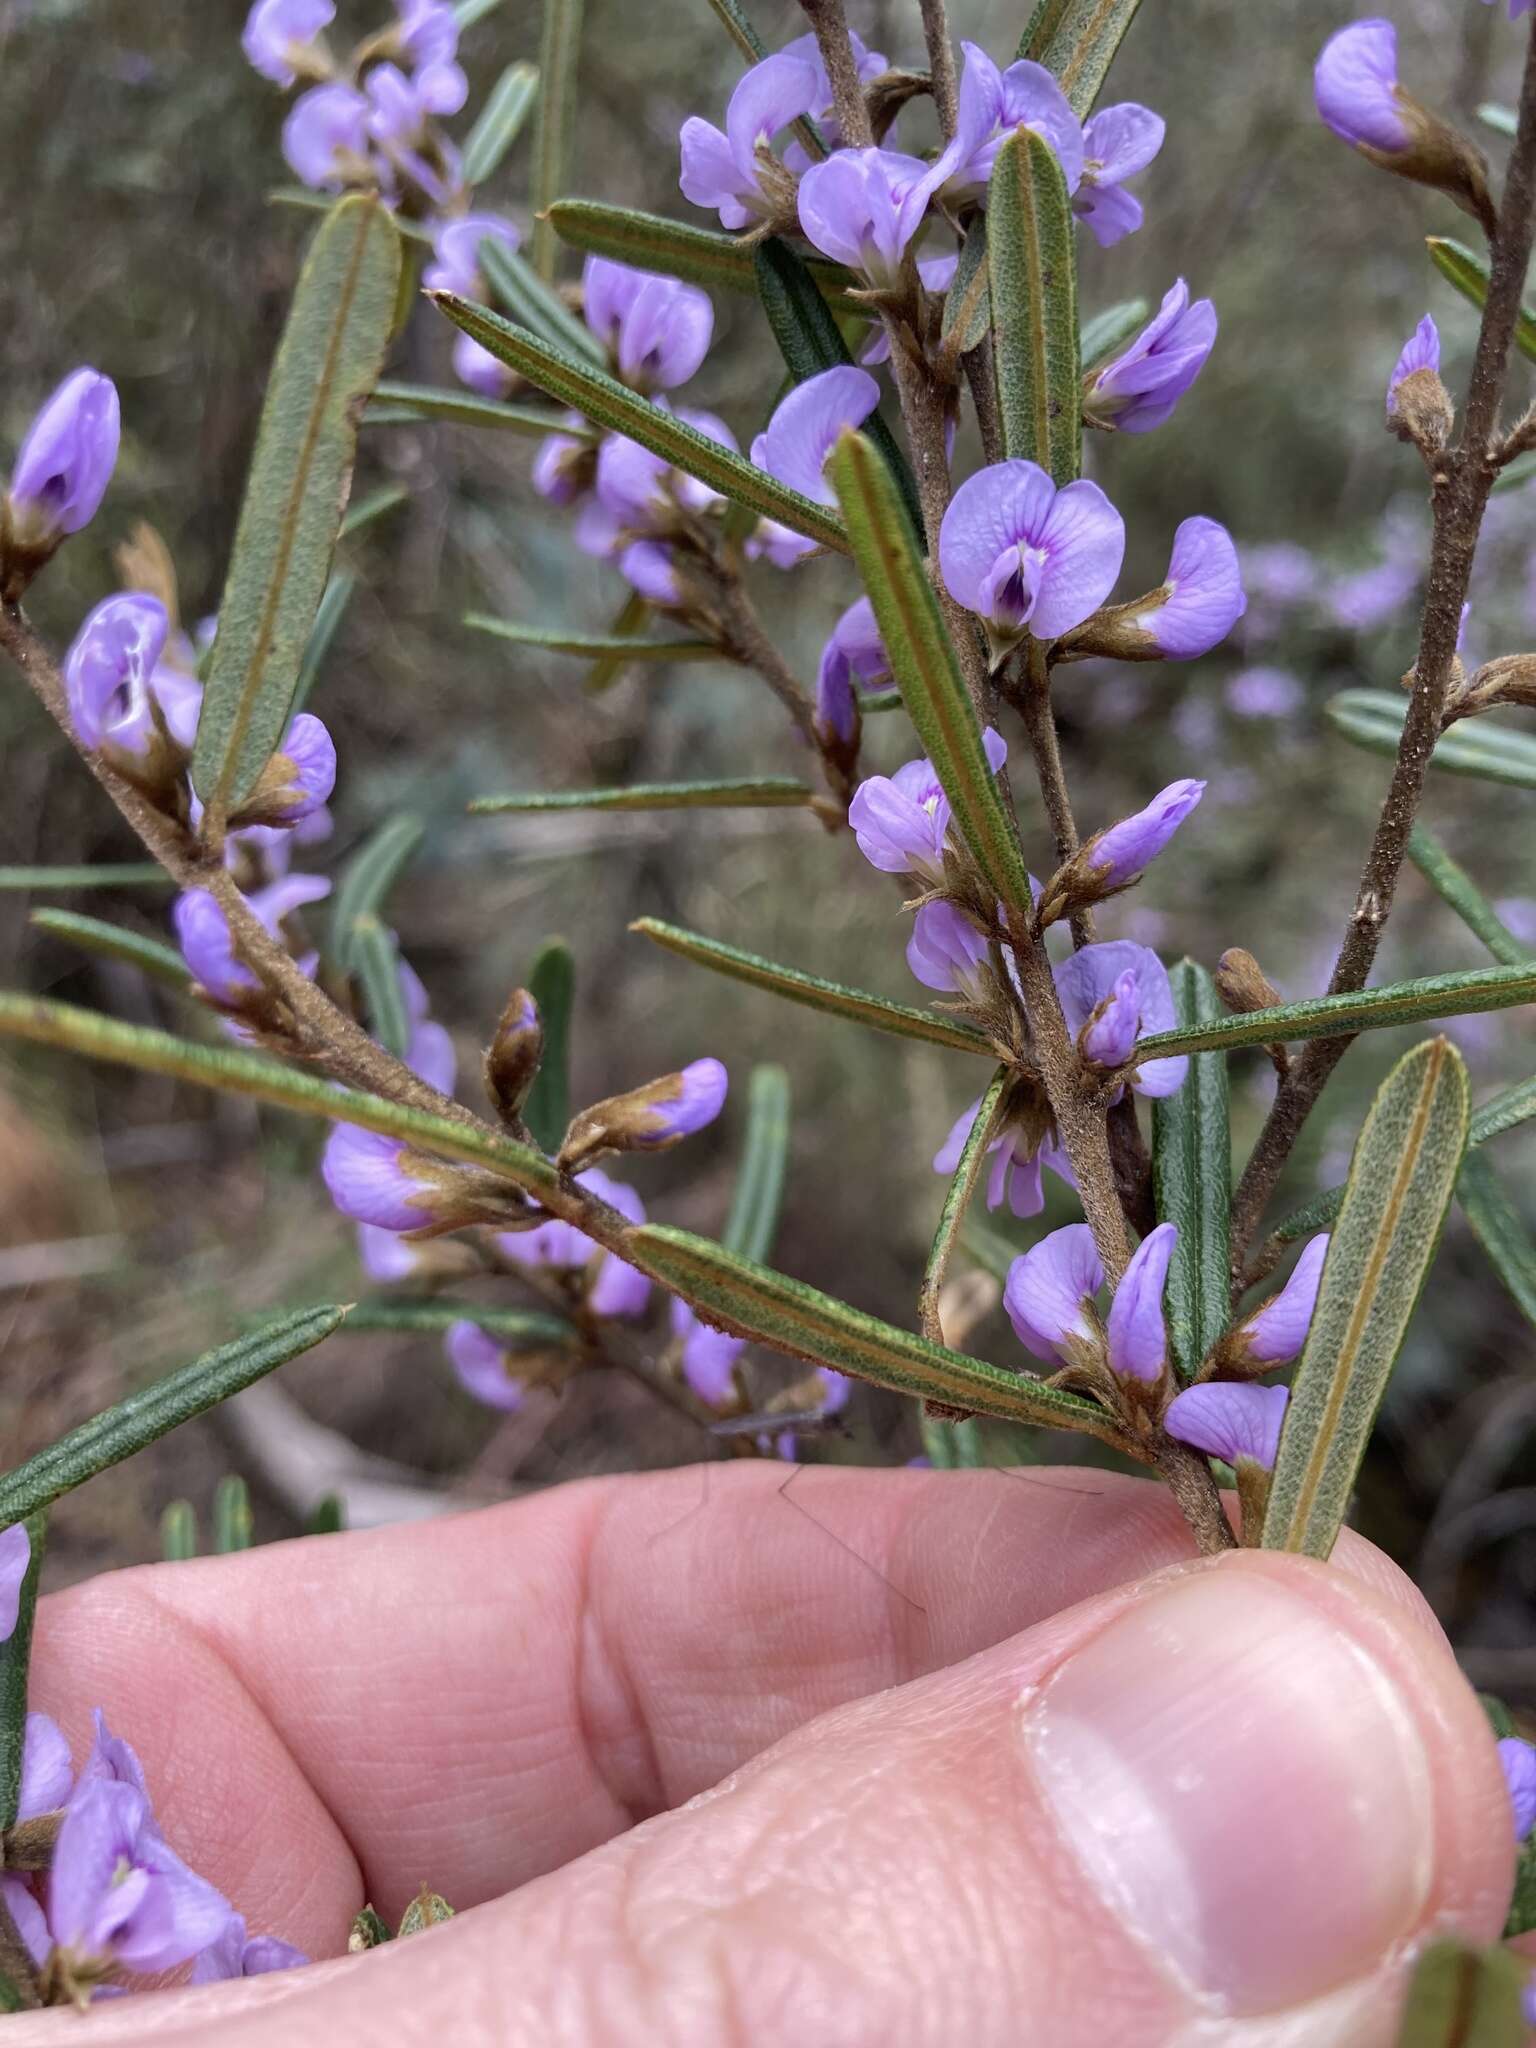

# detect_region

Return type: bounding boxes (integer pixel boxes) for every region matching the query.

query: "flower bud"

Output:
[1386,315,1453,453]
[1076,967,1141,1071]
[558,1057,728,1170]
[63,593,202,805]
[228,713,337,829]
[1223,1235,1329,1373]
[1215,946,1283,1017]
[1105,1222,1177,1385]
[1457,651,1536,720]
[1314,20,1494,234]
[484,987,544,1124]
[1040,778,1205,924]
[174,873,330,1013]
[3,369,120,593]
[1055,518,1245,663]
[322,1123,530,1234]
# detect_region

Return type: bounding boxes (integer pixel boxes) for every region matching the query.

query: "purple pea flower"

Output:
[423,212,520,298]
[1074,103,1166,245]
[777,28,887,156]
[1082,778,1206,893]
[815,595,891,743]
[283,82,370,189]
[5,369,120,552]
[241,0,334,86]
[1077,967,1141,1070]
[796,148,947,287]
[396,0,460,70]
[20,1713,73,1821]
[174,873,330,1006]
[1104,1222,1177,1383]
[320,1123,463,1231]
[936,43,1084,205]
[1314,20,1411,154]
[938,459,1126,643]
[452,331,513,399]
[1164,1381,1291,1471]
[594,407,737,531]
[582,257,713,395]
[1004,1223,1103,1364]
[1230,1235,1329,1367]
[849,725,1008,884]
[1498,1737,1536,1842]
[496,1168,651,1317]
[445,1320,526,1411]
[63,594,203,766]
[934,1092,1075,1219]
[236,712,337,827]
[906,900,992,1001]
[48,1715,233,1983]
[191,1914,309,1984]
[618,540,689,607]
[640,1058,728,1144]
[1085,280,1217,433]
[0,1523,30,1644]
[1054,940,1186,1097]
[1128,516,1247,658]
[532,417,593,506]
[751,364,880,523]
[357,1221,433,1282]
[671,1298,745,1407]
[678,49,820,229]
[1386,313,1439,416]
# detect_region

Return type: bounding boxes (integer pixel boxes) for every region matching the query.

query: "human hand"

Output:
[6,1462,1516,2045]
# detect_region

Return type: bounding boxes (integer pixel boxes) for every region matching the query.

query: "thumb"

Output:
[10,1549,1513,2048]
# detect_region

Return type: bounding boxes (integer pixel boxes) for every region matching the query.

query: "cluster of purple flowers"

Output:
[0,1698,303,2000]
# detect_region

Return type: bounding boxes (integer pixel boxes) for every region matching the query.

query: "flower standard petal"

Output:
[1004,1224,1105,1364]
[905,900,990,996]
[1105,1222,1177,1382]
[6,369,121,547]
[938,458,1058,620]
[724,50,821,188]
[1234,1235,1329,1366]
[1030,478,1128,639]
[1386,313,1439,415]
[1086,778,1206,892]
[1314,19,1410,153]
[0,1522,30,1644]
[1134,516,1246,658]
[753,365,880,504]
[1164,1382,1291,1471]
[1087,279,1217,432]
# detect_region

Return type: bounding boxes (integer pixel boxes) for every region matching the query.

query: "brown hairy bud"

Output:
[1050,593,1162,665]
[1215,948,1283,1017]
[1386,367,1454,455]
[484,986,544,1125]
[1457,652,1536,721]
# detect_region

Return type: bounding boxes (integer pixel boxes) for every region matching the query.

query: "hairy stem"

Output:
[1156,1436,1237,1555]
[1228,18,1536,1276]
[709,573,818,747]
[1013,637,1096,949]
[917,0,959,141]
[796,0,873,146]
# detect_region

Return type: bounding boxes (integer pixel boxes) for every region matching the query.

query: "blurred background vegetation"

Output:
[2,0,1534,1692]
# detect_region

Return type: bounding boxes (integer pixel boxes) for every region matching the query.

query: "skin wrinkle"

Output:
[577,1481,672,1830]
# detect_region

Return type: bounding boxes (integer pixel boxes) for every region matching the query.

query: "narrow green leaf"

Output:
[1134,961,1536,1061]
[0,1310,347,1531]
[351,915,411,1059]
[1081,295,1150,372]
[920,1070,1008,1342]
[194,197,401,818]
[305,1492,346,1536]
[463,61,539,186]
[1262,1038,1470,1559]
[1329,686,1536,788]
[584,589,652,695]
[431,297,850,550]
[989,127,1081,483]
[213,1474,254,1554]
[291,569,356,714]
[1152,962,1231,1380]
[631,1225,1123,1439]
[524,937,574,1154]
[631,917,996,1058]
[160,1500,197,1561]
[1479,101,1519,138]
[338,482,408,540]
[470,777,816,814]
[0,864,169,891]
[480,236,604,364]
[339,1299,575,1343]
[921,1414,986,1467]
[465,614,715,660]
[942,219,994,357]
[722,1063,791,1264]
[1472,1073,1536,1145]
[1457,1151,1536,1326]
[829,432,1033,912]
[754,237,922,533]
[1393,1938,1527,2047]
[0,994,561,1200]
[547,199,856,308]
[1408,827,1531,966]
[0,1512,45,1829]
[531,0,584,279]
[1427,236,1536,364]
[1019,0,1144,115]
[29,910,190,988]
[367,381,586,437]
[331,814,425,971]
[704,0,764,60]
[1269,1184,1345,1248]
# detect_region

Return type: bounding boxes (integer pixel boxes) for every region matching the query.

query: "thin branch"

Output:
[1229,17,1536,1275]
[1155,1436,1236,1555]
[917,0,959,142]
[1010,637,1096,950]
[796,0,874,146]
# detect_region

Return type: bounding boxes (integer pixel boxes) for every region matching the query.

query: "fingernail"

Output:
[1024,1563,1434,2015]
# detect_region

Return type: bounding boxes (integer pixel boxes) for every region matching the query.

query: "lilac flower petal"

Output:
[588,1251,652,1319]
[1239,1234,1329,1365]
[724,51,822,186]
[643,1057,728,1142]
[906,899,990,996]
[0,1876,48,1969]
[1105,1221,1177,1382]
[356,1222,427,1282]
[848,765,948,880]
[753,365,880,505]
[1138,516,1246,658]
[1314,19,1410,153]
[797,148,944,285]
[679,117,756,228]
[933,1097,983,1175]
[1055,939,1186,1097]
[672,1299,744,1406]
[321,1125,442,1231]
[620,539,685,606]
[939,460,1124,639]
[423,212,519,296]
[1498,1737,1536,1841]
[1075,179,1143,247]
[1089,279,1217,433]
[7,368,121,543]
[1089,778,1206,890]
[0,1523,30,1643]
[613,275,714,392]
[1386,313,1440,415]
[938,44,1084,201]
[175,891,256,1004]
[241,0,334,86]
[1004,1223,1104,1364]
[446,1321,524,1411]
[282,82,370,189]
[1079,967,1141,1069]
[19,1712,73,1821]
[1164,1381,1291,1471]
[63,593,171,757]
[407,1018,456,1098]
[1082,103,1165,184]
